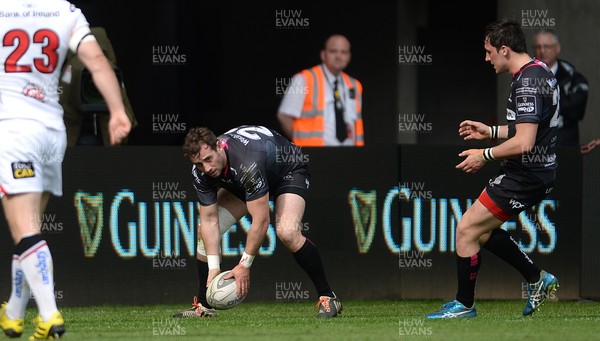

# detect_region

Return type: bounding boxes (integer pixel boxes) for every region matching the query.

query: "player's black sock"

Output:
[197,259,213,308]
[483,228,540,283]
[292,239,334,298]
[455,251,481,309]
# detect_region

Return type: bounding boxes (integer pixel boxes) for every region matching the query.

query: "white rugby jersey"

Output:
[0,0,93,130]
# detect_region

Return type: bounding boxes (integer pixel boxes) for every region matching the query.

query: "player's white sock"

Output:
[19,240,58,321]
[5,255,30,319]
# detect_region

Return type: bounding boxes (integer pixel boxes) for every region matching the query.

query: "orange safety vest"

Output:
[292,65,364,146]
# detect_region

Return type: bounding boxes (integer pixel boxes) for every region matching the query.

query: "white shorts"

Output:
[0,119,66,197]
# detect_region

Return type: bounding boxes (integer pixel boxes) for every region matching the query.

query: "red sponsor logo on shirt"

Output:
[22,83,45,102]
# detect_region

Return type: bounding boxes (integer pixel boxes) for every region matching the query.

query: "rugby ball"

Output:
[206,271,246,310]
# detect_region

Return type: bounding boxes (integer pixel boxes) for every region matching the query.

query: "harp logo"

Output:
[74,192,104,257]
[348,190,377,253]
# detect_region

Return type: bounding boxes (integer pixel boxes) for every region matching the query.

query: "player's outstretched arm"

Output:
[455,149,486,173]
[488,122,537,159]
[76,40,131,145]
[226,193,270,298]
[199,203,222,287]
[456,123,537,173]
[459,120,510,141]
[496,125,509,139]
[458,120,491,140]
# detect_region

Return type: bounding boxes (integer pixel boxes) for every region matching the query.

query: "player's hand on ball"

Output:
[206,268,221,288]
[227,264,250,298]
[459,120,489,141]
[456,149,486,173]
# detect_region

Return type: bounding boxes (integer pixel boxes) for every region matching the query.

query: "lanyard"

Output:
[321,65,346,110]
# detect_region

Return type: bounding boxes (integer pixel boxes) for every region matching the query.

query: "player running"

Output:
[0,0,131,338]
[426,18,559,319]
[173,125,342,318]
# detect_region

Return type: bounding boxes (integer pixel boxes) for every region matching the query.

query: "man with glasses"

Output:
[533,29,589,147]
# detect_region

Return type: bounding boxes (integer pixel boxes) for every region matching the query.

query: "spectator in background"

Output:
[277,34,364,146]
[60,27,138,146]
[533,29,589,147]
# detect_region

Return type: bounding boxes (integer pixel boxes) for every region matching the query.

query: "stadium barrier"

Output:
[0,146,583,306]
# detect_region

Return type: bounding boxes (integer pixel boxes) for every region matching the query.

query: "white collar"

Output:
[549,61,558,75]
[321,64,341,84]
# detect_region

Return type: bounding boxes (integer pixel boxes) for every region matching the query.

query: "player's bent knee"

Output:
[276,227,303,249]
[196,206,236,258]
[455,224,472,241]
[218,206,237,235]
[455,221,484,245]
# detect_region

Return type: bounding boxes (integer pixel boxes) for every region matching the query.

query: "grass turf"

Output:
[15,300,599,340]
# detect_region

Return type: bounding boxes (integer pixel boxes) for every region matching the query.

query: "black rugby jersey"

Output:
[192,125,308,205]
[503,59,559,178]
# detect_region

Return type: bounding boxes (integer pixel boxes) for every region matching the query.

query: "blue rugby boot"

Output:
[523,270,559,316]
[426,300,477,319]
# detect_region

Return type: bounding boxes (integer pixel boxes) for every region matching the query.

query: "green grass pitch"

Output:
[18,300,599,340]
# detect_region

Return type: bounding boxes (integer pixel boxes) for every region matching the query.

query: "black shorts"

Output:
[224,166,310,203]
[479,168,554,221]
[271,166,310,201]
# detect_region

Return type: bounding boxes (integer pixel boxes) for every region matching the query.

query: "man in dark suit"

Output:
[534,29,589,147]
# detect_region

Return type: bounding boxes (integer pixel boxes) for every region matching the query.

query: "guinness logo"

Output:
[74,192,104,257]
[348,190,377,253]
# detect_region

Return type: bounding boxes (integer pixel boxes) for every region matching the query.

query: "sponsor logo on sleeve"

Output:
[11,162,35,179]
[516,95,536,116]
[506,108,516,121]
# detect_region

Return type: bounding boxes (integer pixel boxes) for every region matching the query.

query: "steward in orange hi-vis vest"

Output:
[293,65,363,146]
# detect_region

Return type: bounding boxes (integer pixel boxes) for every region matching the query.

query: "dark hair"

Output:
[182,127,217,159]
[484,18,527,53]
